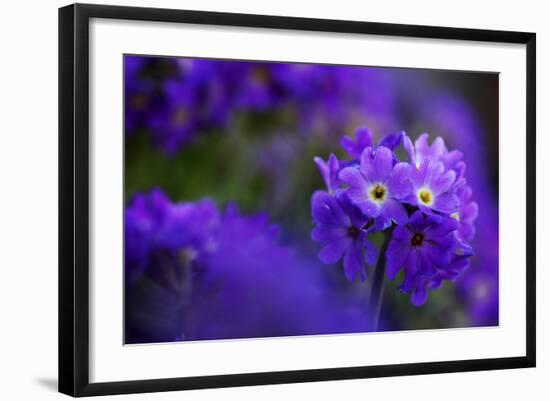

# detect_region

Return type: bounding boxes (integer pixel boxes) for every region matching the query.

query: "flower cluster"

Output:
[125,189,371,343]
[311,128,478,305]
[125,56,394,153]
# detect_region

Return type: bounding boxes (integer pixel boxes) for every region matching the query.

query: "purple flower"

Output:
[125,189,220,278]
[340,128,373,159]
[338,146,413,229]
[386,211,459,306]
[314,153,341,194]
[311,191,377,281]
[125,189,375,343]
[148,79,201,154]
[405,159,459,216]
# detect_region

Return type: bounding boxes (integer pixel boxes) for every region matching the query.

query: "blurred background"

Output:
[124,54,499,344]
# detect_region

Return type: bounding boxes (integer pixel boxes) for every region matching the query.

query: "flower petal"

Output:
[372,146,394,182]
[346,188,380,218]
[311,191,351,227]
[363,237,378,266]
[382,198,409,226]
[458,222,475,242]
[343,240,363,281]
[339,166,365,189]
[461,201,479,222]
[414,133,430,157]
[340,128,373,158]
[318,237,349,264]
[417,248,436,276]
[386,240,410,279]
[399,250,418,292]
[311,225,347,242]
[361,146,393,182]
[403,135,416,164]
[425,216,458,239]
[387,162,412,199]
[378,131,404,151]
[428,166,456,196]
[433,192,460,214]
[411,276,429,306]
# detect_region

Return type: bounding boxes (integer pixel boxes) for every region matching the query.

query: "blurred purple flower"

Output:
[124,56,400,154]
[125,189,219,279]
[125,189,374,343]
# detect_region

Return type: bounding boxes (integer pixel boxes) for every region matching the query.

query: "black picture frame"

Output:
[59,3,536,397]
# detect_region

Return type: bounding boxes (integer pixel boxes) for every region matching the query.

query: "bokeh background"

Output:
[124,54,499,344]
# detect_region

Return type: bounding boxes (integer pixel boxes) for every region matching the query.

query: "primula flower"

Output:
[405,159,459,216]
[386,211,458,305]
[312,128,477,309]
[311,191,377,281]
[339,146,413,229]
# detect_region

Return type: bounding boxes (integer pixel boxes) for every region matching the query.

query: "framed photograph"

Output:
[58,3,536,397]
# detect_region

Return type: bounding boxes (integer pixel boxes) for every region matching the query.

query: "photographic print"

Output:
[123,55,499,344]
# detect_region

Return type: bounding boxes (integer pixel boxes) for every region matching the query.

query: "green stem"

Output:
[367,229,392,331]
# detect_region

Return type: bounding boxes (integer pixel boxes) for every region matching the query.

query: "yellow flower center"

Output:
[451,212,460,221]
[418,188,433,205]
[369,183,387,203]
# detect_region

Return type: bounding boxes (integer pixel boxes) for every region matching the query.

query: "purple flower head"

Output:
[314,153,341,194]
[453,184,479,243]
[339,146,413,230]
[312,129,477,308]
[311,191,377,282]
[405,159,459,216]
[386,211,459,306]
